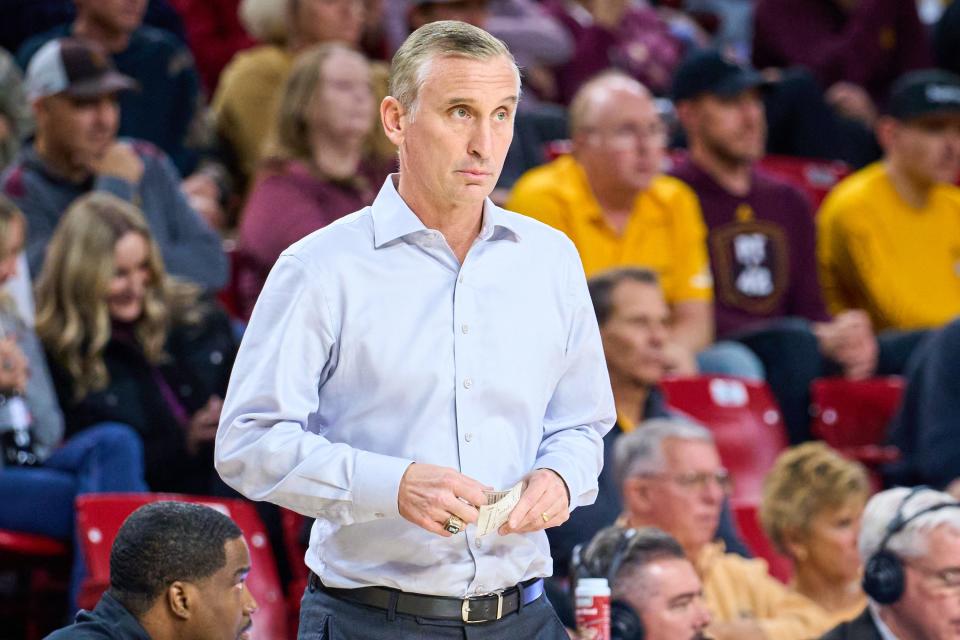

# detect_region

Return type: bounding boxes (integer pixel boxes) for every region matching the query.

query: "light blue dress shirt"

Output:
[215,175,615,597]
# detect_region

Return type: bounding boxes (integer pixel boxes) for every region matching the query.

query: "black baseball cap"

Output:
[671,49,768,102]
[886,69,960,121]
[25,37,138,101]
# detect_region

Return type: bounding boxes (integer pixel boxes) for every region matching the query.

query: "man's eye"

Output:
[454,108,469,118]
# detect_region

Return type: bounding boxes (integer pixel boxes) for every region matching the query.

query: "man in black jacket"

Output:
[821,486,960,640]
[46,501,258,640]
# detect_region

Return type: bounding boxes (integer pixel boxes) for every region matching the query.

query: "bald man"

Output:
[507,71,762,379]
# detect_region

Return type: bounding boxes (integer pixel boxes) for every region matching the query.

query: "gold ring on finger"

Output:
[541,512,550,523]
[444,515,464,534]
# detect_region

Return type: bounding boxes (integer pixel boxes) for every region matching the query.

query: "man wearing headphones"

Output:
[822,486,960,639]
[574,526,712,640]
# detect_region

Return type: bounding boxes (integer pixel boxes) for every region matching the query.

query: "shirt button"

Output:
[458,274,464,284]
[463,378,473,389]
[464,433,473,442]
[375,512,384,519]
[475,538,482,549]
[461,324,469,334]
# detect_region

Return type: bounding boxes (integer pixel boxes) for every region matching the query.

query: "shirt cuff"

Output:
[352,450,413,521]
[535,455,591,511]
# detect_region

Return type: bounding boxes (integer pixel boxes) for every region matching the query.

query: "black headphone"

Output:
[572,529,646,640]
[862,486,960,604]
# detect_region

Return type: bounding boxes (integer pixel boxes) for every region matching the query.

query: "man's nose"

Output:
[468,120,492,160]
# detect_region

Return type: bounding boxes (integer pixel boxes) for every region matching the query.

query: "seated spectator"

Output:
[821,486,960,640]
[818,70,960,332]
[0,195,146,613]
[0,47,32,171]
[212,0,365,184]
[16,0,204,177]
[574,526,712,640]
[670,51,923,442]
[34,193,236,495]
[616,418,831,639]
[761,442,870,627]
[542,0,688,103]
[235,43,382,320]
[47,500,258,640]
[167,0,256,94]
[507,72,763,380]
[1,38,226,290]
[752,0,933,111]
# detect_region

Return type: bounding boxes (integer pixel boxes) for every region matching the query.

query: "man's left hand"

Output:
[498,468,570,535]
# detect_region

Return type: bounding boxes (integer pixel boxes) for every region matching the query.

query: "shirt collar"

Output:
[868,601,901,640]
[371,174,522,248]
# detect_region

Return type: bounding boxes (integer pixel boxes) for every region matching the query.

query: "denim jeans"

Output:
[0,422,148,612]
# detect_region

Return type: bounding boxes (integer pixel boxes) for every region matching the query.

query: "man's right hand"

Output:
[90,142,144,184]
[398,463,489,537]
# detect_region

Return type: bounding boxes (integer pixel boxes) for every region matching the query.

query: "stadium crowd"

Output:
[0,0,958,638]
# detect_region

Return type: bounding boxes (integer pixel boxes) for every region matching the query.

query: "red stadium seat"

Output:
[731,502,793,584]
[75,493,288,640]
[0,530,70,640]
[660,376,790,504]
[755,155,851,207]
[810,377,904,467]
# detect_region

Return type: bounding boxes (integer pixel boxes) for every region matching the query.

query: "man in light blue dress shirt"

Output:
[215,20,615,639]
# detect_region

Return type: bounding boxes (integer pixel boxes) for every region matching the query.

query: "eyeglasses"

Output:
[641,469,732,494]
[580,122,667,150]
[906,562,960,594]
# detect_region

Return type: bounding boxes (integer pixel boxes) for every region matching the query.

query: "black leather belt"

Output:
[309,572,544,623]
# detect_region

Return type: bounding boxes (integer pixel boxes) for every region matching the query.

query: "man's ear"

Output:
[622,476,654,516]
[381,96,407,147]
[875,116,897,153]
[166,581,192,621]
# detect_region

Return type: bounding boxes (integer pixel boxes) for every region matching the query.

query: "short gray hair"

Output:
[578,526,686,600]
[613,418,714,493]
[389,20,520,116]
[859,487,960,563]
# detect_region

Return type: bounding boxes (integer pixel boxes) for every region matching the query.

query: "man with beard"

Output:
[0,37,226,291]
[46,501,258,640]
[671,50,920,443]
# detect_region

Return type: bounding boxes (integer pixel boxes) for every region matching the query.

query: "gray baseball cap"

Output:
[25,38,138,102]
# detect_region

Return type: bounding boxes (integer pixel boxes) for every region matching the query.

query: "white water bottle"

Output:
[575,577,611,640]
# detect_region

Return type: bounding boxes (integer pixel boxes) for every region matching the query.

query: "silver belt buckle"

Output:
[461,590,504,623]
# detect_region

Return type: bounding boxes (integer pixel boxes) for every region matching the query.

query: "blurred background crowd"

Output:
[0,0,959,638]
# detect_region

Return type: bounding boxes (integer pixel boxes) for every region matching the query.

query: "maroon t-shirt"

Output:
[671,160,830,339]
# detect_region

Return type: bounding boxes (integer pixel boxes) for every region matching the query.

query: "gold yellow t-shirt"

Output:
[505,155,713,305]
[817,162,960,331]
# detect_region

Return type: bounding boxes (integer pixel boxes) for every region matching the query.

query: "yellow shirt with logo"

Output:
[505,155,713,305]
[817,162,960,331]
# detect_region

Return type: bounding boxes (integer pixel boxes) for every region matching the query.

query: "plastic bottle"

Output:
[575,577,611,640]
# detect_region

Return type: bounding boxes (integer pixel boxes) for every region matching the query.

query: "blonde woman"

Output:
[0,194,145,614]
[235,42,386,320]
[760,442,871,627]
[35,192,236,495]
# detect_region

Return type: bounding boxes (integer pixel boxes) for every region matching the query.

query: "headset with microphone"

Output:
[862,486,960,605]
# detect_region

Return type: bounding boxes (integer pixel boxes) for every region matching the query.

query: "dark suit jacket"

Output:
[820,607,883,640]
